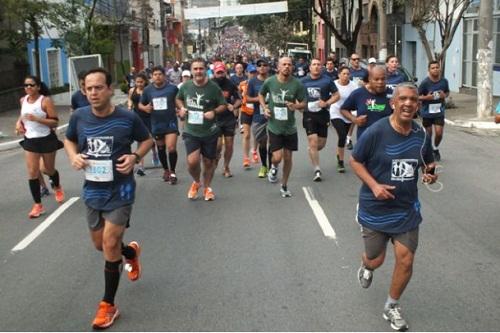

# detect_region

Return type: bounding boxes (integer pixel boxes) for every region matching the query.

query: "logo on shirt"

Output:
[186,93,204,110]
[391,159,418,182]
[365,98,387,112]
[307,87,321,99]
[87,136,113,158]
[272,89,289,104]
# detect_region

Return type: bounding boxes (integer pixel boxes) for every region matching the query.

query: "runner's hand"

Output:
[204,110,215,121]
[371,183,395,200]
[355,115,368,127]
[15,122,25,135]
[116,154,135,175]
[71,153,89,171]
[178,107,187,119]
[264,107,271,119]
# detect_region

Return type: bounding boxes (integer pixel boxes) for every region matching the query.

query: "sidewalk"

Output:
[444,92,500,129]
[0,89,128,150]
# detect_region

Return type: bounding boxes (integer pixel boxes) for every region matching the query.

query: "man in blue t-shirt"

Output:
[65,68,153,330]
[70,71,90,112]
[140,66,180,184]
[341,66,393,141]
[349,53,369,86]
[350,83,437,332]
[418,60,450,162]
[301,58,339,181]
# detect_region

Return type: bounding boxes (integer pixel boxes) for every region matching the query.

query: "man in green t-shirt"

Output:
[176,58,226,201]
[258,56,306,197]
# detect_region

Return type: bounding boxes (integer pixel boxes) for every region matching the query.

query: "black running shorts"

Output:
[268,130,298,152]
[302,111,330,137]
[182,132,219,159]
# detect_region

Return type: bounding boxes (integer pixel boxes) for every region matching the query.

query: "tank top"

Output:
[21,95,51,138]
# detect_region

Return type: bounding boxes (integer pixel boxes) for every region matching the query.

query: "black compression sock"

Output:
[29,178,41,203]
[49,170,60,188]
[157,145,169,170]
[121,242,136,260]
[168,151,178,173]
[259,146,268,167]
[103,260,122,305]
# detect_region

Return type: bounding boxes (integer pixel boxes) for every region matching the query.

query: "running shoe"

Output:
[346,140,353,150]
[258,166,268,178]
[280,184,292,198]
[239,124,244,134]
[169,173,178,185]
[268,166,278,183]
[54,187,65,203]
[125,241,141,282]
[383,303,409,331]
[92,301,120,329]
[162,169,171,182]
[204,187,215,201]
[40,186,50,197]
[28,203,45,219]
[433,149,441,162]
[252,149,260,163]
[243,157,251,169]
[188,181,201,200]
[337,161,345,173]
[152,151,161,168]
[313,170,322,182]
[357,263,373,288]
[136,168,146,177]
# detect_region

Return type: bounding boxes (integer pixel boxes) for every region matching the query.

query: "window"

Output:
[47,49,61,88]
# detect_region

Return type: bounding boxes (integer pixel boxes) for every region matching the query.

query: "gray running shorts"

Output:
[86,204,132,231]
[360,225,419,259]
[251,122,268,142]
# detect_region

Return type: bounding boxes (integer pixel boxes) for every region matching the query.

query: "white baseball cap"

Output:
[182,70,191,77]
[368,57,377,64]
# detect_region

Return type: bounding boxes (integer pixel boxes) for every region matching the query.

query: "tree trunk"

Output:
[31,16,41,79]
[477,0,493,119]
[378,0,388,60]
[416,26,435,62]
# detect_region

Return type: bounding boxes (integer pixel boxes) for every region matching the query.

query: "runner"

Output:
[259,56,306,197]
[128,72,150,176]
[294,56,309,78]
[167,61,182,85]
[418,60,450,162]
[16,75,65,218]
[239,64,258,168]
[367,57,377,71]
[347,53,369,150]
[341,66,393,141]
[212,62,242,178]
[350,83,437,331]
[178,70,192,89]
[385,55,406,95]
[247,58,271,178]
[230,62,247,87]
[176,58,226,201]
[301,58,339,181]
[330,66,358,173]
[323,57,338,81]
[71,70,90,112]
[139,66,180,184]
[64,68,153,329]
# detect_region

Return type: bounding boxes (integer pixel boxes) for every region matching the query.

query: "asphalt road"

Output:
[0,120,499,331]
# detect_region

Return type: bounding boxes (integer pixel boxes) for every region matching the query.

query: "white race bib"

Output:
[274,106,288,121]
[152,97,167,110]
[85,160,113,182]
[188,110,204,124]
[245,103,254,110]
[308,101,321,112]
[429,103,442,114]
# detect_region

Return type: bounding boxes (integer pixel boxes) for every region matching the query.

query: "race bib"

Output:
[188,110,204,124]
[308,101,321,112]
[298,68,305,76]
[85,160,113,182]
[152,97,167,110]
[274,106,288,120]
[245,103,254,110]
[429,103,442,114]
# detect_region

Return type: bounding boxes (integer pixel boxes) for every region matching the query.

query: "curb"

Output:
[445,118,500,129]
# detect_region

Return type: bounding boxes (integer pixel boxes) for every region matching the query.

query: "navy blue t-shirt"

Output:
[323,68,338,81]
[352,118,434,234]
[418,77,450,119]
[140,82,179,135]
[230,74,247,87]
[341,86,393,139]
[66,106,150,211]
[71,90,90,110]
[386,70,406,87]
[301,73,338,114]
[350,67,368,85]
[247,76,267,124]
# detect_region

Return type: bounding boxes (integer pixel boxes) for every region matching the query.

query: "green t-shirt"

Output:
[177,80,225,137]
[259,75,306,135]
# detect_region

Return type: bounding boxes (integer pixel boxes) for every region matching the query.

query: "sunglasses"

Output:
[351,58,360,61]
[24,83,36,88]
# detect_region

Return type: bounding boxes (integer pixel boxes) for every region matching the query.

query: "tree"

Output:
[258,16,294,56]
[312,0,363,56]
[408,0,471,74]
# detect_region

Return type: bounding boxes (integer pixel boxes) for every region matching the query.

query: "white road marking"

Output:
[302,187,338,243]
[11,197,79,253]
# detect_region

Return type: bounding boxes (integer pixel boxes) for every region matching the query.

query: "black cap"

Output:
[256,58,269,66]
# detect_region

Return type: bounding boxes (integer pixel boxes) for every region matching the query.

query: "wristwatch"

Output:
[132,152,141,164]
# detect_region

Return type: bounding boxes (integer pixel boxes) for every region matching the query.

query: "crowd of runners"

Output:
[15,51,446,331]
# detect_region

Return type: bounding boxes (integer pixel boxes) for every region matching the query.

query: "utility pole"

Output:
[477,0,493,119]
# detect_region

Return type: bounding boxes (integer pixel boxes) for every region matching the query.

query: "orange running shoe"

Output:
[187,181,201,200]
[243,157,251,169]
[54,187,65,203]
[252,149,259,163]
[204,187,215,201]
[125,241,141,282]
[92,301,120,329]
[28,203,45,219]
